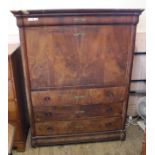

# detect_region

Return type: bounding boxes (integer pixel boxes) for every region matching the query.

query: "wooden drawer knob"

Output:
[46,127,53,132]
[44,96,51,101]
[105,122,112,127]
[107,92,114,97]
[43,97,51,104]
[44,112,52,117]
[106,107,113,113]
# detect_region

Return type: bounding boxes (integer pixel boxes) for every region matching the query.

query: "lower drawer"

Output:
[31,87,127,106]
[34,117,122,136]
[34,102,123,122]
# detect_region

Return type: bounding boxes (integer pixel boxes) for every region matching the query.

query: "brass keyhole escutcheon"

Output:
[74,95,85,99]
[73,18,86,22]
[75,110,85,114]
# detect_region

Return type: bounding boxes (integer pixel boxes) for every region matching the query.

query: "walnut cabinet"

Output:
[12,9,143,146]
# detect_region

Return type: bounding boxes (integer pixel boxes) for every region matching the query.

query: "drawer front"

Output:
[8,80,15,100]
[31,87,127,106]
[34,117,122,136]
[26,26,133,89]
[34,102,123,122]
[8,100,18,121]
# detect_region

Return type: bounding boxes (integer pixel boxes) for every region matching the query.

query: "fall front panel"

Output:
[25,25,134,89]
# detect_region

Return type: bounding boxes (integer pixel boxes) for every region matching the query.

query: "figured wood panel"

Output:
[25,25,134,89]
[31,87,127,106]
[33,102,123,122]
[34,117,122,136]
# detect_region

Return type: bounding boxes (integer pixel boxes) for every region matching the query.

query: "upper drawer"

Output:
[19,16,138,27]
[25,26,134,89]
[31,87,127,106]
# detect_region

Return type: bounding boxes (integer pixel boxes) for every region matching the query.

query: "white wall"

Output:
[8,0,145,44]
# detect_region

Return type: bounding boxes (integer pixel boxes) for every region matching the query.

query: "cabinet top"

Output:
[11,9,143,18]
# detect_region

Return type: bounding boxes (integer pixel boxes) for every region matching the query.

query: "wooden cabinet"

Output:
[12,9,143,146]
[8,45,29,151]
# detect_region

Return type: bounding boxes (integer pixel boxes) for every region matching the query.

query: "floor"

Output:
[13,125,143,155]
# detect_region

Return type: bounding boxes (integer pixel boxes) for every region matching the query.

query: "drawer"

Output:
[34,102,123,122]
[8,100,18,121]
[34,117,122,136]
[8,80,15,100]
[21,15,137,27]
[27,26,132,89]
[31,87,127,106]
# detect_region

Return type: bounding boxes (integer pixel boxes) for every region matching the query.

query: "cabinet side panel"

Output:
[18,27,35,135]
[10,47,29,137]
[122,25,137,129]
